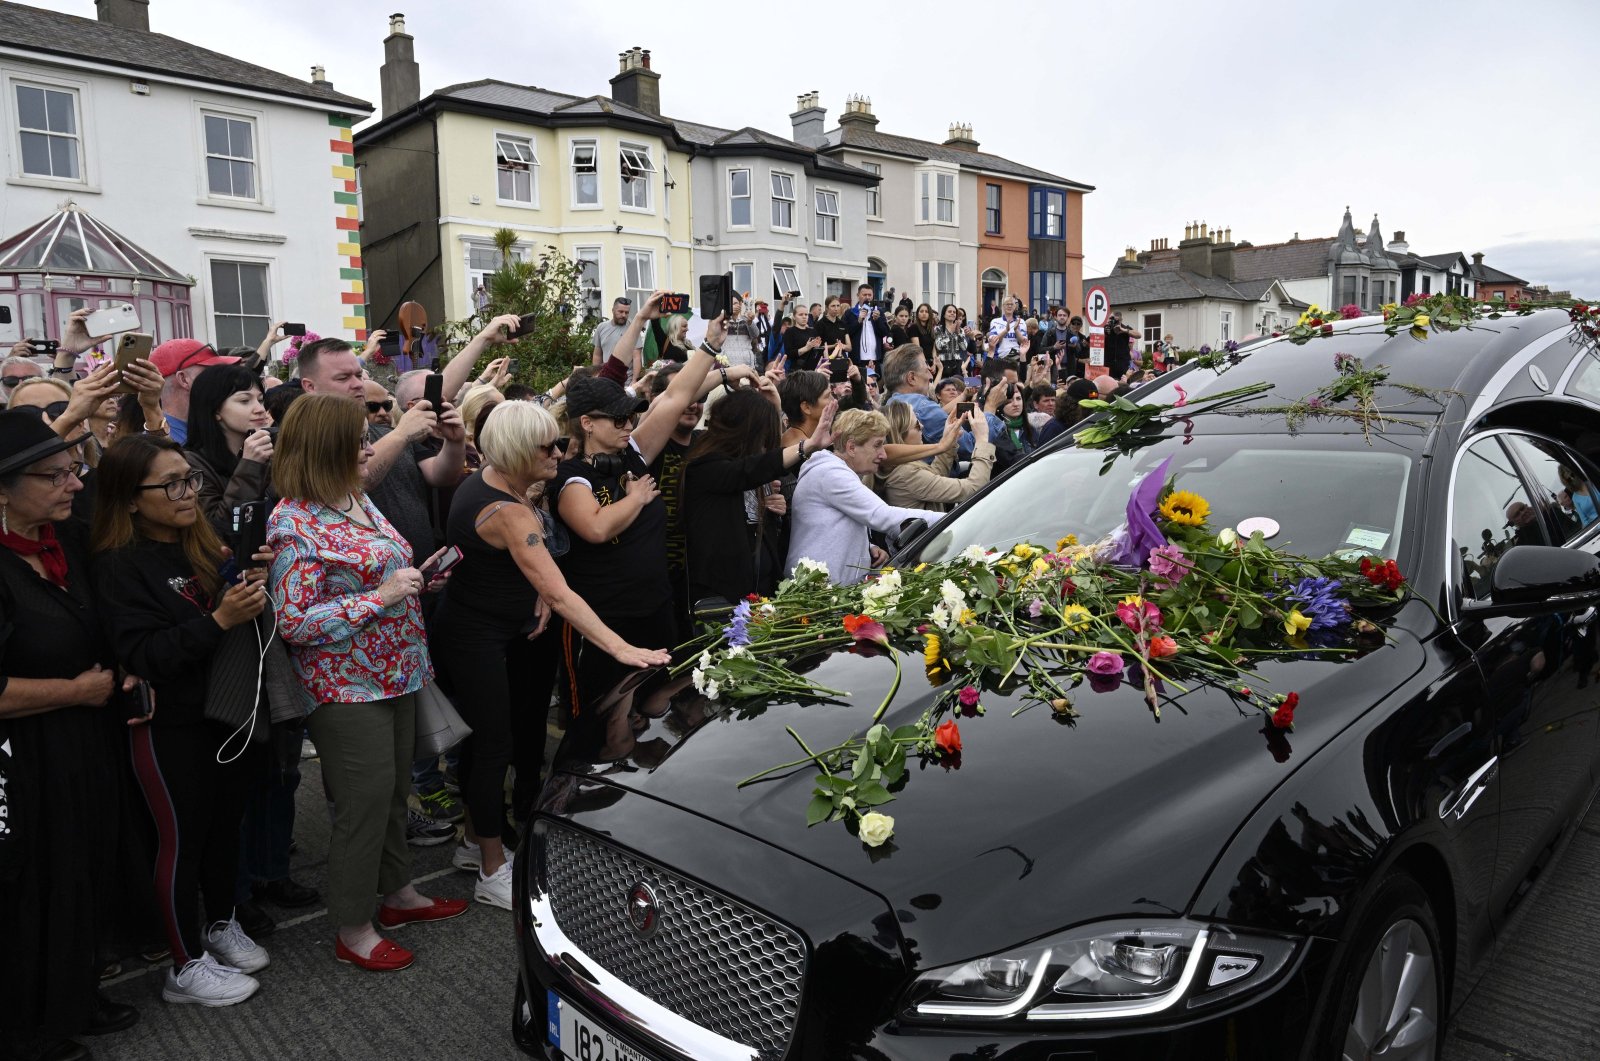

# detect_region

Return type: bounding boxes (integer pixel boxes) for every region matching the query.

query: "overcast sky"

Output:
[31,0,1600,296]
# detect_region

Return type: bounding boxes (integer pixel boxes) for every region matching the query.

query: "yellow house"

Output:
[355,29,693,334]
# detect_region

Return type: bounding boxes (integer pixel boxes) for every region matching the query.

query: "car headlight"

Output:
[903,919,1299,1023]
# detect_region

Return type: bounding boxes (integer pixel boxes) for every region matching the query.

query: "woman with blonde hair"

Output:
[267,394,463,973]
[457,382,505,467]
[433,400,670,906]
[879,399,995,512]
[786,407,925,585]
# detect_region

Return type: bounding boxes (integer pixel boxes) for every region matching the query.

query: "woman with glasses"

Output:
[432,402,669,909]
[92,437,274,1007]
[0,410,142,1061]
[265,395,463,973]
[183,364,273,536]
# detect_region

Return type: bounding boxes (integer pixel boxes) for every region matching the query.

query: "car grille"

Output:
[544,823,806,1059]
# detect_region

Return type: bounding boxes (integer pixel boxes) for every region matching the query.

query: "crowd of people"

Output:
[0,284,1151,1061]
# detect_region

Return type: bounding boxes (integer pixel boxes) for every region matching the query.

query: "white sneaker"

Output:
[452,838,482,872]
[163,953,260,1006]
[205,916,270,974]
[475,859,515,910]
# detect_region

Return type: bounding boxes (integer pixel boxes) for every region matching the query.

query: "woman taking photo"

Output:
[0,410,139,1061]
[183,364,273,535]
[682,387,834,607]
[786,408,926,586]
[880,401,995,512]
[93,437,273,1006]
[432,401,670,909]
[267,395,463,974]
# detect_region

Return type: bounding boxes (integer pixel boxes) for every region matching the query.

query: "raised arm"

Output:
[444,314,521,404]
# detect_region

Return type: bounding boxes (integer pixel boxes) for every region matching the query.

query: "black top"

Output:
[366,422,439,563]
[551,441,670,619]
[0,522,112,694]
[94,539,225,727]
[650,434,698,579]
[814,315,851,354]
[442,470,539,625]
[783,325,822,371]
[909,325,936,357]
[682,446,789,605]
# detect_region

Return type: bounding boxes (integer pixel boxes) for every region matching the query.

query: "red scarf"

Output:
[1,523,70,589]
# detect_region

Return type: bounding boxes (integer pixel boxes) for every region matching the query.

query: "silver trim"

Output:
[1028,929,1212,1021]
[1461,327,1573,427]
[528,870,759,1061]
[1439,756,1499,821]
[915,948,1054,1019]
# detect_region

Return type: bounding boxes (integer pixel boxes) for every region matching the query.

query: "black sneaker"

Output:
[417,786,464,823]
[406,807,455,846]
[254,877,320,908]
[234,900,277,939]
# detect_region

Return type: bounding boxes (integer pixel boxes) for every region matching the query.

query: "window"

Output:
[1219,310,1233,344]
[937,173,954,223]
[571,140,598,206]
[1360,277,1369,308]
[1422,275,1432,295]
[1028,272,1064,315]
[210,260,270,349]
[771,172,796,229]
[495,134,536,205]
[1502,434,1600,543]
[772,264,800,299]
[1029,187,1066,239]
[919,262,957,308]
[814,188,840,244]
[728,168,752,227]
[862,162,881,218]
[201,112,258,200]
[574,246,602,315]
[1342,275,1358,306]
[1142,313,1164,353]
[623,249,655,309]
[619,143,653,210]
[985,183,1002,235]
[466,241,529,302]
[16,82,82,180]
[1494,291,1507,301]
[1452,436,1547,601]
[920,171,956,223]
[731,263,754,301]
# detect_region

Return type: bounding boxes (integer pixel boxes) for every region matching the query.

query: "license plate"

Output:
[548,990,657,1061]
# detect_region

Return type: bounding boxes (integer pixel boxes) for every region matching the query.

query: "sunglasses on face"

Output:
[366,399,394,413]
[22,461,89,488]
[540,438,565,456]
[137,470,204,500]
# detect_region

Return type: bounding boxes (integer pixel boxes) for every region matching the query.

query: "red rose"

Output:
[934,719,962,756]
[1321,324,1335,336]
[1272,692,1299,729]
[1147,636,1179,659]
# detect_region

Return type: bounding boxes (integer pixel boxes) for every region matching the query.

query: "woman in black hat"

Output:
[0,410,140,1061]
[550,292,723,716]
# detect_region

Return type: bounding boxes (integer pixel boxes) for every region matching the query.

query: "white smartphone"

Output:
[85,302,140,337]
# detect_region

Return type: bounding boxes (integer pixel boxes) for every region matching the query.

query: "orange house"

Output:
[976,177,1087,321]
[977,177,1030,318]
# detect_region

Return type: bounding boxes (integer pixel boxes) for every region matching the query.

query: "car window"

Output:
[1453,436,1549,601]
[1564,355,1600,407]
[1501,434,1600,544]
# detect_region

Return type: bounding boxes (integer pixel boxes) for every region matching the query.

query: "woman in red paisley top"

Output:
[266,395,462,973]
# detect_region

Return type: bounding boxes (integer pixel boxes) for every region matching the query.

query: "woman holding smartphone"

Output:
[183,364,273,536]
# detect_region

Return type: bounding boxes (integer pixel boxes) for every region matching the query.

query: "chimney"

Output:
[790,92,827,148]
[1121,246,1144,272]
[1179,220,1213,278]
[1388,229,1409,255]
[1472,251,1485,268]
[838,94,879,128]
[380,13,421,119]
[95,0,150,31]
[1211,225,1237,281]
[610,46,661,116]
[942,122,979,151]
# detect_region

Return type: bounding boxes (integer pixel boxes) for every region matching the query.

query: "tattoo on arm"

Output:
[526,533,541,547]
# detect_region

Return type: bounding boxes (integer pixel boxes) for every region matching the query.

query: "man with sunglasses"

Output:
[364,379,395,428]
[1,355,42,407]
[149,339,241,444]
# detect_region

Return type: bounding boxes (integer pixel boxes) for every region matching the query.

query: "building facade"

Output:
[0,0,371,349]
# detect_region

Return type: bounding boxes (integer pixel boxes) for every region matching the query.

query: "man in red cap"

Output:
[150,338,240,444]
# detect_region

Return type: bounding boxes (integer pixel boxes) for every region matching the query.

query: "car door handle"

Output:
[1439,756,1499,821]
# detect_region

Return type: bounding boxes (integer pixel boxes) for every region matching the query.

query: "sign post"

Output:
[1084,285,1111,380]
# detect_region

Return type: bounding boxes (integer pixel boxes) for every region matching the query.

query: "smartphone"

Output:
[281,322,307,337]
[85,302,140,336]
[699,273,733,321]
[423,373,445,411]
[658,293,692,315]
[126,679,154,722]
[232,499,270,571]
[0,306,11,324]
[955,401,975,419]
[505,359,519,375]
[506,313,538,340]
[428,357,441,373]
[26,338,59,355]
[420,544,464,583]
[830,356,850,383]
[115,332,154,395]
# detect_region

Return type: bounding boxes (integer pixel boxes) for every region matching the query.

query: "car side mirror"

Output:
[891,518,930,552]
[1461,545,1600,619]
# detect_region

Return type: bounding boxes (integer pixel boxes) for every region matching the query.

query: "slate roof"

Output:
[1085,269,1284,305]
[1123,237,1347,283]
[0,1,370,110]
[824,123,1092,190]
[1415,252,1469,271]
[1472,261,1528,285]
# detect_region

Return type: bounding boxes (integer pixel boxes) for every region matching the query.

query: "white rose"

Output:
[691,667,708,694]
[703,679,720,701]
[858,812,895,847]
[1217,527,1239,548]
[961,544,989,563]
[930,605,951,630]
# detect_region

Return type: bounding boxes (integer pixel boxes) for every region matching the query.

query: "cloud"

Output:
[1481,239,1600,298]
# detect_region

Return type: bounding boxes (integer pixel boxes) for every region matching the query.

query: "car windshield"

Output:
[918,434,1416,563]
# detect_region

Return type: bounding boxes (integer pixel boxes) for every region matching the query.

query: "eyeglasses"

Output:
[366,399,394,413]
[44,400,69,419]
[136,471,204,500]
[539,439,564,455]
[355,435,375,451]
[22,462,89,488]
[595,414,635,429]
[2,375,34,388]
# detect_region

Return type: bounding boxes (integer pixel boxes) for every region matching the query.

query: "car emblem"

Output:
[627,880,660,936]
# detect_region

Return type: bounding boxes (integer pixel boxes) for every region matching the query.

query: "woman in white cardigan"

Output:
[878,400,995,512]
[786,408,927,586]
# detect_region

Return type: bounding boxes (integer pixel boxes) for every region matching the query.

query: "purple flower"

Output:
[723,600,753,647]
[1088,672,1123,694]
[1027,597,1044,619]
[1333,352,1356,371]
[1285,576,1349,631]
[1086,651,1124,676]
[1224,340,1239,354]
[1107,457,1172,570]
[1147,544,1191,586]
[1198,344,1213,357]
[1305,396,1326,410]
[958,685,980,707]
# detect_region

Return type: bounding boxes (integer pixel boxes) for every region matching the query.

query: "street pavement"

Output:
[97,746,1600,1061]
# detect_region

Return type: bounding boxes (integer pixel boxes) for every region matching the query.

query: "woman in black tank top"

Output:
[429,402,669,911]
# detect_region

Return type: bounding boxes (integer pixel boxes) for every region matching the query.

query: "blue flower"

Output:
[1198,344,1213,356]
[723,600,753,648]
[1224,340,1239,354]
[1285,576,1349,631]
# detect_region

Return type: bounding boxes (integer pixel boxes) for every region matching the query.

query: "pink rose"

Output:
[1086,651,1124,676]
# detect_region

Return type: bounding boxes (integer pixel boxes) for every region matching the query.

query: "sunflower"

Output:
[924,634,951,683]
[1158,489,1211,527]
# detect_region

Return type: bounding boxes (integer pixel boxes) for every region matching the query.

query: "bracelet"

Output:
[718,367,730,390]
[699,340,723,357]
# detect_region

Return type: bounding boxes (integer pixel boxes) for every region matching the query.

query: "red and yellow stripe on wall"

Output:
[329,114,366,341]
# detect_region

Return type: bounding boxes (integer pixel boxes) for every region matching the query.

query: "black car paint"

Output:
[516,310,1600,1059]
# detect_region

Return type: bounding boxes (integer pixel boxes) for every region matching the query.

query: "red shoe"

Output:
[376,896,469,928]
[335,936,414,972]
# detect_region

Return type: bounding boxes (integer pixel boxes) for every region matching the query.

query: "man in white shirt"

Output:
[987,296,1026,359]
[846,283,888,374]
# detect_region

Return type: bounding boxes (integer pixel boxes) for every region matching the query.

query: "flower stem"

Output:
[870,651,903,725]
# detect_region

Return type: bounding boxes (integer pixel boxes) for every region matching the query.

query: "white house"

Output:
[0,0,371,350]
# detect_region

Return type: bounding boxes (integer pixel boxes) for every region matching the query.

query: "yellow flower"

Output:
[1031,557,1051,577]
[1055,534,1079,551]
[1062,604,1092,630]
[915,563,929,573]
[1120,594,1145,608]
[1413,313,1430,328]
[1306,304,1322,316]
[923,634,943,668]
[1284,609,1312,636]
[1380,302,1397,319]
[959,608,977,626]
[1158,490,1210,527]
[1011,543,1040,560]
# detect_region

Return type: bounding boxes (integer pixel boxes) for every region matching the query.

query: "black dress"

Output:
[0,523,124,1054]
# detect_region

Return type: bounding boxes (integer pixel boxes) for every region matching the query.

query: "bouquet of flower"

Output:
[281,330,322,363]
[683,459,1406,848]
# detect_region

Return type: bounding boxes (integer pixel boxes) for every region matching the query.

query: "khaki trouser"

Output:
[305,693,416,926]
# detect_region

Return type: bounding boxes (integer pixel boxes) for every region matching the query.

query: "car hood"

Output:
[553,631,1426,968]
